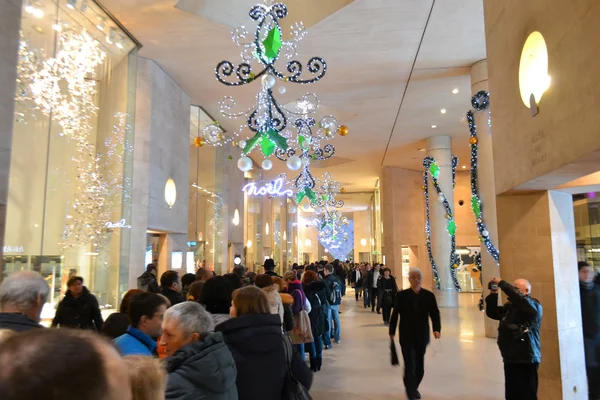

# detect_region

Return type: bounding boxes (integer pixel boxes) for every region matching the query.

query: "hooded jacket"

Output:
[216,314,312,400]
[51,287,103,331]
[0,313,43,332]
[165,332,238,400]
[137,271,159,293]
[486,280,543,364]
[303,280,329,336]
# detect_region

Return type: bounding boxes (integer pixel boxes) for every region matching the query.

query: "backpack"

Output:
[329,277,342,305]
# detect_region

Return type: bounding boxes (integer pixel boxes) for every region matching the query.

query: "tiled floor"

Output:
[310,290,504,400]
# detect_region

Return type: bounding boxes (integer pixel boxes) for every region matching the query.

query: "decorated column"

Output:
[470,60,500,338]
[426,136,458,307]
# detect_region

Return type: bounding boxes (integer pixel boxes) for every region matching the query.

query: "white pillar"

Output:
[470,60,500,337]
[426,136,458,307]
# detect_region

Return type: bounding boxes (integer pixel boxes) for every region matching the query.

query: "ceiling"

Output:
[102,0,486,196]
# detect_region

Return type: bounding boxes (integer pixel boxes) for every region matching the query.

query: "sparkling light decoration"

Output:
[423,156,461,291]
[209,1,342,178]
[14,33,45,122]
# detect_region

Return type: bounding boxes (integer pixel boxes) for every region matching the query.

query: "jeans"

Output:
[308,335,323,359]
[322,304,332,347]
[371,287,379,311]
[400,341,427,397]
[364,287,371,307]
[504,362,539,400]
[294,343,304,357]
[329,304,340,341]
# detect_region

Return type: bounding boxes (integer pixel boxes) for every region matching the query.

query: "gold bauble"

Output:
[469,137,478,145]
[232,140,238,147]
[324,128,332,136]
[214,121,220,126]
[283,77,289,82]
[340,187,347,194]
[194,137,204,147]
[452,263,458,269]
[338,125,349,136]
[249,72,255,79]
[421,185,425,190]
[217,133,224,141]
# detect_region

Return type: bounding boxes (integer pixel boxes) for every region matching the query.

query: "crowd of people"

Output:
[0,258,349,400]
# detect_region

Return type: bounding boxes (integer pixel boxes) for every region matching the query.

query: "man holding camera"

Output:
[486,277,543,400]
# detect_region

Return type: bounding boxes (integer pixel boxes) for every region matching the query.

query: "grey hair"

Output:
[163,301,214,338]
[408,268,424,279]
[0,271,50,311]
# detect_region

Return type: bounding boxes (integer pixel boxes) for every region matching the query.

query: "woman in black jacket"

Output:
[52,276,103,331]
[378,268,398,325]
[215,286,312,400]
[302,270,328,372]
[101,289,143,339]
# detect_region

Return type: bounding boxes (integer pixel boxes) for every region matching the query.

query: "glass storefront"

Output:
[574,193,600,266]
[3,0,138,317]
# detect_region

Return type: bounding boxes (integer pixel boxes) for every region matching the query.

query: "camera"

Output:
[488,281,499,291]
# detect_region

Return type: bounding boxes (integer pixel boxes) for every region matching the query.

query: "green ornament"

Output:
[260,136,276,158]
[265,128,288,151]
[243,133,262,154]
[298,135,310,149]
[228,155,233,161]
[447,219,457,236]
[429,163,440,179]
[471,195,482,218]
[296,191,306,204]
[262,27,282,60]
[321,194,327,201]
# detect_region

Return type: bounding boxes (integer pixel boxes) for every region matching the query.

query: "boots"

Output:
[309,356,318,372]
[316,357,322,371]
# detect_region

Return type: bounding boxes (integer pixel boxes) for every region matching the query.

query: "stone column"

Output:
[0,0,22,278]
[497,191,586,399]
[427,136,458,307]
[471,60,501,337]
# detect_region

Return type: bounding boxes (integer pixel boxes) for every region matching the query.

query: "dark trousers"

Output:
[371,287,379,311]
[382,304,392,323]
[588,367,600,399]
[504,362,539,400]
[400,341,427,397]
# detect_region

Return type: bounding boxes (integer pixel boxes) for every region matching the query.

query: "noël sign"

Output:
[242,178,293,197]
[105,219,131,229]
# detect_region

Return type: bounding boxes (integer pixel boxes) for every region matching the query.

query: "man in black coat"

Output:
[160,270,185,306]
[137,263,160,293]
[486,277,542,400]
[389,268,441,400]
[263,258,281,278]
[579,261,600,400]
[52,276,104,331]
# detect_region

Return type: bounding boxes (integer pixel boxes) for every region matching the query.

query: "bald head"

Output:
[513,279,532,295]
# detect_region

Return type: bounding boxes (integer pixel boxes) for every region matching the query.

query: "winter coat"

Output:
[285,280,306,315]
[280,293,294,331]
[0,313,43,332]
[211,313,231,330]
[215,314,312,400]
[580,281,600,366]
[165,332,238,400]
[137,271,160,293]
[101,312,130,339]
[378,276,399,307]
[486,280,543,364]
[51,287,103,331]
[114,326,157,356]
[161,288,185,307]
[303,280,329,336]
[262,285,284,323]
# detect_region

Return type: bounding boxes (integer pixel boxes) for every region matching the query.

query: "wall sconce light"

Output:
[234,255,242,265]
[232,209,240,227]
[246,240,252,248]
[519,31,551,116]
[305,238,312,247]
[360,238,367,247]
[265,222,270,235]
[165,178,177,209]
[283,231,287,241]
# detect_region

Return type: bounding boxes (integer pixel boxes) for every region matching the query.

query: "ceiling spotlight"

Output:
[452,88,459,94]
[105,27,115,44]
[52,23,62,31]
[417,148,425,152]
[66,0,76,8]
[462,165,466,169]
[440,109,447,114]
[115,35,124,49]
[431,125,437,129]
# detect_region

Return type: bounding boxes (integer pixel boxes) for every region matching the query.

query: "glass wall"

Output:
[574,193,600,266]
[3,0,138,317]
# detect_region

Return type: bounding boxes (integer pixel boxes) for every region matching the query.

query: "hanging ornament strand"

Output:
[423,156,461,291]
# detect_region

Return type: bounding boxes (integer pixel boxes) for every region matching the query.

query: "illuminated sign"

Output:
[3,246,24,253]
[105,219,131,229]
[242,178,293,197]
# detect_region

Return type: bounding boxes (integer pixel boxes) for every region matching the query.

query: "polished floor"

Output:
[311,290,504,400]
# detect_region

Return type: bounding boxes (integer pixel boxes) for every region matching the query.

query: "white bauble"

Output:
[286,155,302,171]
[482,230,489,237]
[438,194,445,203]
[315,207,323,214]
[261,159,273,170]
[237,157,253,172]
[261,74,276,89]
[278,86,286,94]
[239,140,247,149]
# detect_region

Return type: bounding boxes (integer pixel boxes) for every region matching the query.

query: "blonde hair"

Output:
[283,271,296,283]
[123,356,166,400]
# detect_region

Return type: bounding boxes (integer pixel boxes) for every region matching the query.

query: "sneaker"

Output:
[335,339,341,344]
[324,344,333,350]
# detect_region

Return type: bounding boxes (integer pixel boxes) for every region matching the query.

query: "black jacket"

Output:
[216,314,312,400]
[264,270,281,278]
[101,312,130,339]
[165,332,238,400]
[161,288,185,306]
[51,287,103,331]
[486,280,542,364]
[378,276,399,306]
[0,313,43,332]
[303,280,329,336]
[137,271,159,293]
[580,281,600,340]
[389,288,441,344]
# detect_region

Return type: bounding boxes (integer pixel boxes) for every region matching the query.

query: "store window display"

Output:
[3,0,139,322]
